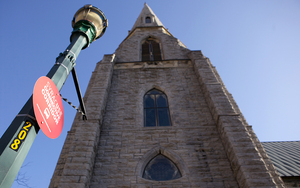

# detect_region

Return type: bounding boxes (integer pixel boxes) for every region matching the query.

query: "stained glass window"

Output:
[143,155,182,181]
[144,89,171,127]
[142,38,162,61]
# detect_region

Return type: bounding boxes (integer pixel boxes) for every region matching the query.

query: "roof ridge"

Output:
[262,140,300,143]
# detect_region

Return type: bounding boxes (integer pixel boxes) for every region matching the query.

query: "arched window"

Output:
[145,16,151,23]
[142,37,162,61]
[143,154,182,181]
[144,89,171,127]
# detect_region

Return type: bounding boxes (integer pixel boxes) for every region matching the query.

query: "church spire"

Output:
[130,3,164,33]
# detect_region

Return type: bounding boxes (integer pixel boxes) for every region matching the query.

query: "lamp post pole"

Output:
[0,5,107,188]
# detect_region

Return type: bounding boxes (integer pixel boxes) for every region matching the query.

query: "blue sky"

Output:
[0,0,299,187]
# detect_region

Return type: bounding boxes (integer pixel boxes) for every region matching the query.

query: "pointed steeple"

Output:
[130,3,164,32]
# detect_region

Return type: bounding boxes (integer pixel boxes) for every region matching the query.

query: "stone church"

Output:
[49,3,287,187]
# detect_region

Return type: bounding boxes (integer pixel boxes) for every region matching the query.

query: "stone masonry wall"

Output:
[115,27,190,62]
[49,54,116,188]
[89,60,239,187]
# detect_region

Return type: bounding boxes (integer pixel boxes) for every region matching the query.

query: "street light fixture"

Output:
[72,4,108,48]
[0,5,107,188]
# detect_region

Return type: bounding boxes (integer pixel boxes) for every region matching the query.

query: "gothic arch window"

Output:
[144,89,171,127]
[143,154,182,181]
[145,16,151,23]
[142,37,162,61]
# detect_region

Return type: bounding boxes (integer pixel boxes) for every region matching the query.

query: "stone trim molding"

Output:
[114,59,192,69]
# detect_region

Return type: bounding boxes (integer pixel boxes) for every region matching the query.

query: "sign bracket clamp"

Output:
[71,67,87,120]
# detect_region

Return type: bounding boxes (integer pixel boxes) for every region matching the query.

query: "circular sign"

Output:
[33,76,64,139]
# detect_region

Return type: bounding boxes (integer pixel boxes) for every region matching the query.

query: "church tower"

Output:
[50,4,284,187]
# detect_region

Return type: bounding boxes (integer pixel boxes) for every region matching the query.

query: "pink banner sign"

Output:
[33,76,64,139]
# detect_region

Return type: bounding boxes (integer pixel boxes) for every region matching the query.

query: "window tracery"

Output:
[144,89,171,127]
[141,37,162,61]
[143,154,182,181]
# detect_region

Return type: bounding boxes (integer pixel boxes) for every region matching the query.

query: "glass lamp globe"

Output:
[72,4,108,41]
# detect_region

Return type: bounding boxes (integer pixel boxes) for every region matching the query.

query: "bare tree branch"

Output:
[14,163,32,188]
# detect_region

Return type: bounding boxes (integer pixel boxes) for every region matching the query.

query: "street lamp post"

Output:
[0,5,107,188]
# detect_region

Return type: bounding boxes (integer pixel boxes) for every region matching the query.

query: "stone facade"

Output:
[50,3,285,188]
[89,59,238,187]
